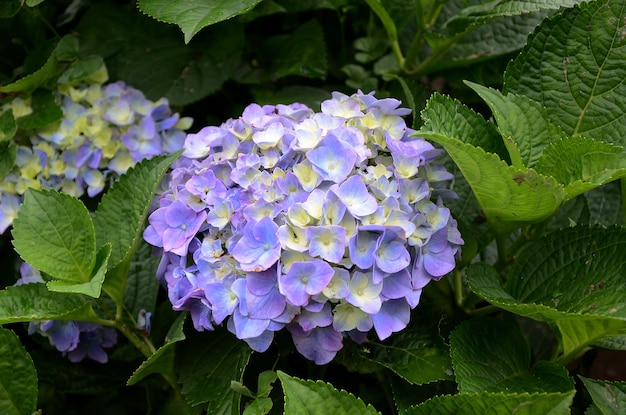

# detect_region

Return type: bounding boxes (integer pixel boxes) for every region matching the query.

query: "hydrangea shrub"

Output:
[144,91,462,364]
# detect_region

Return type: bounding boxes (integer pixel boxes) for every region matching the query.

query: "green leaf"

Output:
[137,0,263,43]
[466,226,626,362]
[127,312,186,386]
[56,55,105,85]
[0,141,17,179]
[580,376,626,415]
[504,0,626,146]
[535,136,626,200]
[365,326,453,385]
[0,327,37,415]
[263,19,327,80]
[0,109,16,142]
[404,391,575,415]
[12,189,97,284]
[442,0,582,33]
[450,318,574,393]
[93,151,181,304]
[420,92,509,161]
[465,82,565,169]
[584,181,624,225]
[277,371,381,415]
[15,90,63,131]
[364,0,398,45]
[122,239,161,319]
[418,132,564,232]
[0,283,99,324]
[433,10,552,71]
[0,0,21,18]
[46,243,110,298]
[0,35,77,93]
[177,329,251,410]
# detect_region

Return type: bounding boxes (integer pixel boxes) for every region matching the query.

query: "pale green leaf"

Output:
[580,376,626,415]
[46,243,111,298]
[0,327,37,415]
[277,371,381,415]
[0,283,99,324]
[127,312,186,386]
[419,132,564,232]
[465,82,565,168]
[12,189,96,284]
[466,226,626,362]
[404,391,575,415]
[366,327,453,385]
[534,136,626,200]
[137,0,263,43]
[504,0,626,146]
[450,318,574,393]
[442,0,582,34]
[177,330,251,410]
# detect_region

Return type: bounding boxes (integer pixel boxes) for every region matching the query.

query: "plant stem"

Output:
[453,268,464,307]
[621,178,626,223]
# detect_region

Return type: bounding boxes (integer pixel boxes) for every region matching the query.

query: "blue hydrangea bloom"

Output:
[145,90,463,364]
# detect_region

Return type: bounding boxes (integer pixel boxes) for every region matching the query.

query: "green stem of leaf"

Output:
[454,268,464,307]
[621,177,626,223]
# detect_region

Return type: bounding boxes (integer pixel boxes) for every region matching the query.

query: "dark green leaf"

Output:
[0,327,37,415]
[0,109,16,142]
[0,283,99,324]
[177,329,251,410]
[0,141,17,179]
[450,318,574,393]
[366,326,453,385]
[584,181,624,225]
[127,312,186,386]
[57,55,105,85]
[277,371,381,415]
[0,0,22,18]
[504,0,626,146]
[467,226,626,362]
[122,239,161,320]
[137,0,263,43]
[442,0,581,34]
[404,391,575,415]
[580,377,626,415]
[15,89,63,130]
[264,19,327,80]
[12,189,96,284]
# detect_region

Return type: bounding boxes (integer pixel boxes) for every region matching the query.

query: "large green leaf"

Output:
[365,325,453,385]
[450,318,574,393]
[0,141,17,179]
[580,377,626,415]
[0,110,16,142]
[404,391,575,415]
[466,226,626,362]
[177,330,251,411]
[137,0,263,43]
[0,327,37,415]
[45,243,110,298]
[419,132,564,232]
[442,0,582,33]
[504,0,626,146]
[0,283,99,324]
[14,89,63,130]
[93,151,180,304]
[277,371,381,415]
[12,189,97,285]
[122,239,161,319]
[465,82,565,169]
[77,4,244,106]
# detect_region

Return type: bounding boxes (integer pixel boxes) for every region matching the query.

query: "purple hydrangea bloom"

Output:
[145,91,463,364]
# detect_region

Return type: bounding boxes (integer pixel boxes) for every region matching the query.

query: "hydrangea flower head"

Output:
[145,91,463,364]
[0,78,191,234]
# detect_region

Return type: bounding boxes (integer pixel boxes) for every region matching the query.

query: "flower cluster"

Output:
[15,262,118,363]
[0,75,192,233]
[144,91,463,364]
